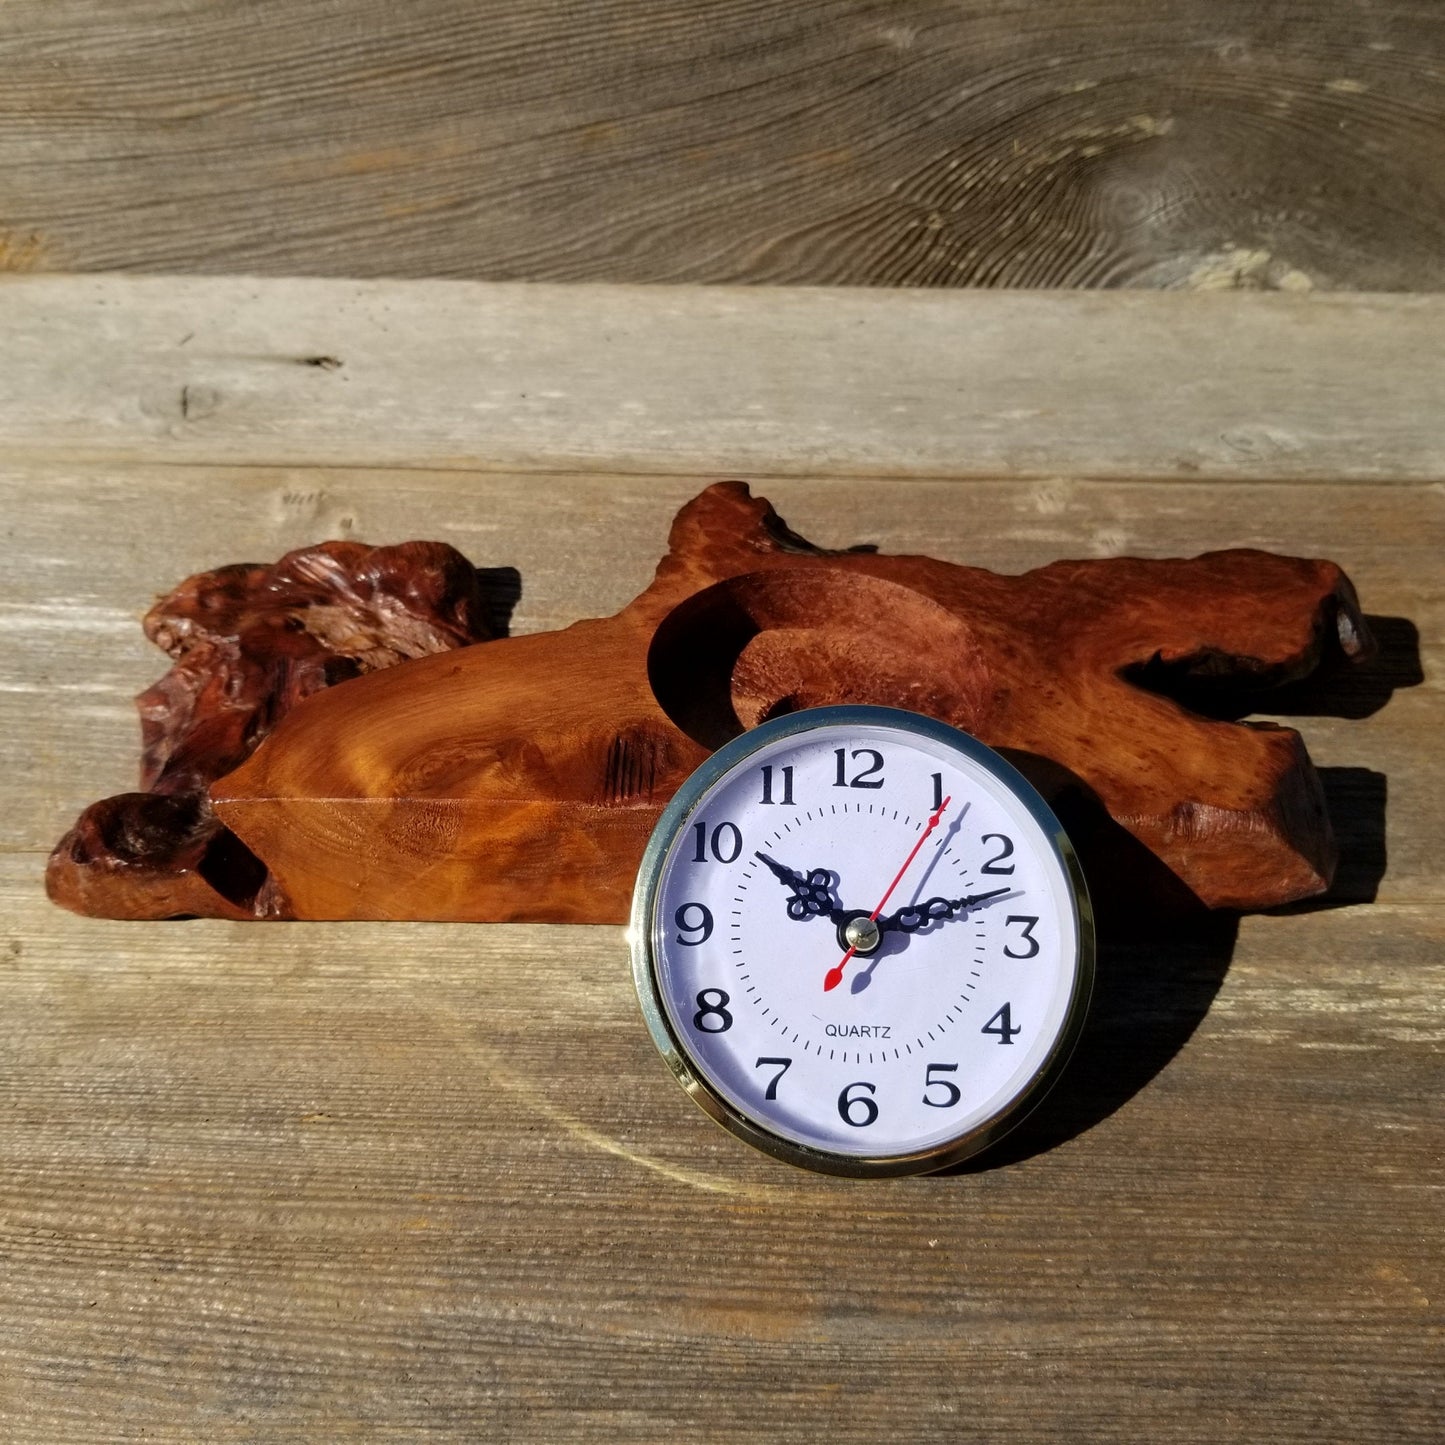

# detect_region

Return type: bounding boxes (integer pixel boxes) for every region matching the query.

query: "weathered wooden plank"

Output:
[2,279,1441,1440]
[1,2,1443,291]
[0,856,1439,1441]
[1,279,1443,479]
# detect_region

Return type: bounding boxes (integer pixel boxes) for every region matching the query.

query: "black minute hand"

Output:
[876,887,1012,935]
[754,852,845,923]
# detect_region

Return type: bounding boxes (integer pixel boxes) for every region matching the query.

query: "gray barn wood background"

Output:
[3,5,1443,1440]
[1,0,1441,288]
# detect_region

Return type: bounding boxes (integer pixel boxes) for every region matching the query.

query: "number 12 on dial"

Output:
[630,705,1094,1177]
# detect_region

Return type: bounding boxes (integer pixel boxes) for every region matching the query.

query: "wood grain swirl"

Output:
[1,1,1442,286]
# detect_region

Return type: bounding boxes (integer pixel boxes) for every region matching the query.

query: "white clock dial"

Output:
[630,706,1093,1176]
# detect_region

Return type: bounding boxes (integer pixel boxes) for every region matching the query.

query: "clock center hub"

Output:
[841,913,882,956]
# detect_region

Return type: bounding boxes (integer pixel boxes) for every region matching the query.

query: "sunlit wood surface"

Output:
[1,278,1439,1441]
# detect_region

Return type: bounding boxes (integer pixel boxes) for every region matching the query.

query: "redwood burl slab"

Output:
[48,540,499,920]
[48,483,1372,922]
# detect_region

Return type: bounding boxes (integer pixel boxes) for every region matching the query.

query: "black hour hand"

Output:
[878,887,1012,935]
[754,852,842,923]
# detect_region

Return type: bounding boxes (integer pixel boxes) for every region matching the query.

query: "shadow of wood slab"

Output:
[2,2,1444,289]
[960,745,1399,1168]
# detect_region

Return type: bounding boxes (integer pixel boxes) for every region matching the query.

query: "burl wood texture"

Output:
[45,540,500,922]
[48,482,1368,922]
[3,280,1441,1444]
[2,2,1444,289]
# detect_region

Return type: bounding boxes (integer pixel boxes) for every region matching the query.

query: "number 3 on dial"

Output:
[630,705,1094,1176]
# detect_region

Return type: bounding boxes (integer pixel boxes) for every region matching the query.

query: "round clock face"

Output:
[630,706,1093,1176]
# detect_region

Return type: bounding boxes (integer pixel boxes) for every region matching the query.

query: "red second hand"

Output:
[823,795,951,993]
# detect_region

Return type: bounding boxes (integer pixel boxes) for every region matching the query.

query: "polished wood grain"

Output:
[0,281,1440,1441]
[44,537,501,922]
[48,481,1371,921]
[1,2,1443,290]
